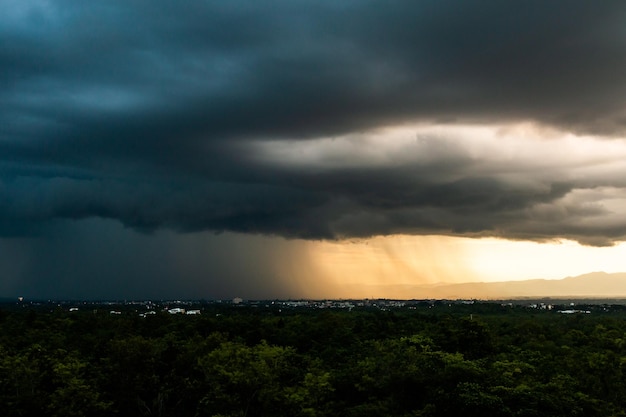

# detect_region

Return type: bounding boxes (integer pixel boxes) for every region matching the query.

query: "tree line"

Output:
[1,302,626,416]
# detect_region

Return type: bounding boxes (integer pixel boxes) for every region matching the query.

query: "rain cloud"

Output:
[3,0,626,249]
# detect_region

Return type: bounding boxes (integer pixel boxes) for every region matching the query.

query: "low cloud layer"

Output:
[3,1,626,248]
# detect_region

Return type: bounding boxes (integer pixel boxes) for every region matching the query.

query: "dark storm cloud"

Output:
[3,0,626,246]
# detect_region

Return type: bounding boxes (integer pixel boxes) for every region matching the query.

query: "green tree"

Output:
[47,351,111,417]
[196,340,304,417]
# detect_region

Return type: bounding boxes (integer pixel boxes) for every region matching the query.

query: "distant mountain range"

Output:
[355,272,626,300]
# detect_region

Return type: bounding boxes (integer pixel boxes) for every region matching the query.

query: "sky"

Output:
[2,0,626,300]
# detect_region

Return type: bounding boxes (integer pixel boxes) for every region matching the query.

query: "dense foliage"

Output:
[2,301,626,416]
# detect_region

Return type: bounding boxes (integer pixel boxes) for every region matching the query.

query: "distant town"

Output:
[4,296,626,315]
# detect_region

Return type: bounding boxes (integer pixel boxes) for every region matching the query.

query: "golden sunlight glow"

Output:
[309,235,478,286]
[463,238,626,281]
[299,235,626,298]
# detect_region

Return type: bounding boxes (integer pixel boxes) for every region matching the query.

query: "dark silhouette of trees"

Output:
[1,301,626,416]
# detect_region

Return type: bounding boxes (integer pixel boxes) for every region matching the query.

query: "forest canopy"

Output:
[1,300,626,416]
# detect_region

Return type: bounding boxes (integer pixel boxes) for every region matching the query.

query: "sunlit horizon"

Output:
[290,235,626,299]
